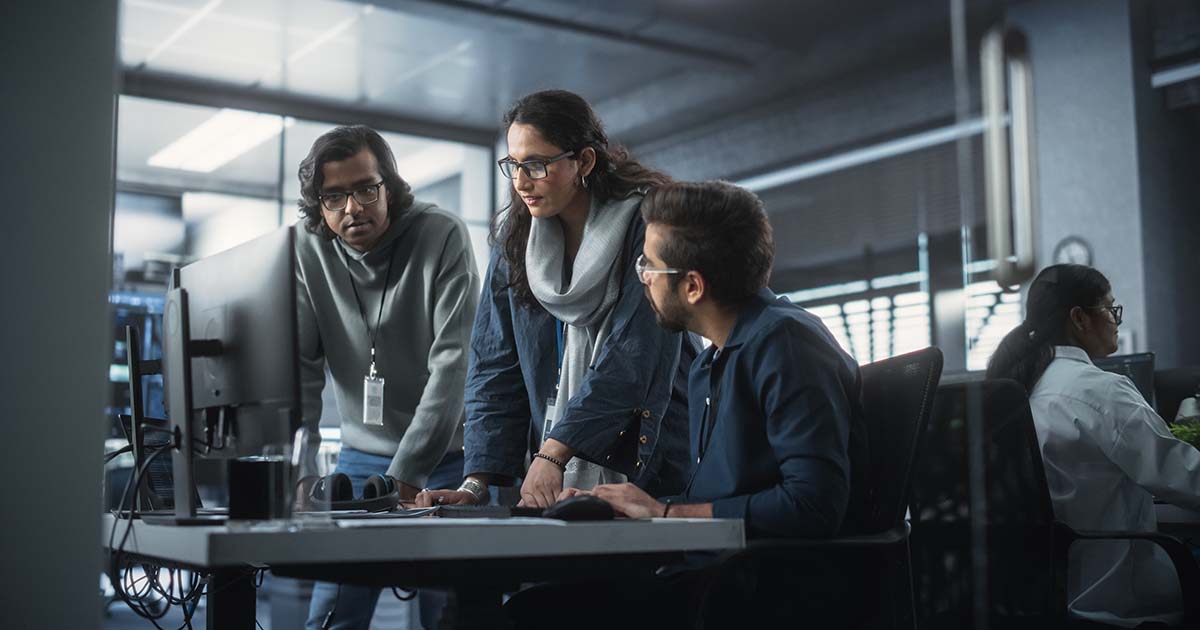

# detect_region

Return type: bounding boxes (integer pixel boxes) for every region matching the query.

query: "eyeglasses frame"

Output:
[319,181,386,212]
[497,150,576,180]
[1089,303,1124,326]
[635,254,686,285]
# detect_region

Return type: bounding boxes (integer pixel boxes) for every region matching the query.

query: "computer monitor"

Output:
[1094,352,1156,410]
[161,227,300,522]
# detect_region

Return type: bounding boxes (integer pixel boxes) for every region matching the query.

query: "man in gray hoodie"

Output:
[294,125,479,630]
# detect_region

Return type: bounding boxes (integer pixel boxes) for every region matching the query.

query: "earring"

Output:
[580,174,589,189]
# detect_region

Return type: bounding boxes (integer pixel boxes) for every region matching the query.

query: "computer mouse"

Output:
[542,494,615,521]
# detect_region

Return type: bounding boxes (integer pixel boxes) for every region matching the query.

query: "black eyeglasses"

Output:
[319,181,385,212]
[497,150,575,180]
[1089,303,1123,325]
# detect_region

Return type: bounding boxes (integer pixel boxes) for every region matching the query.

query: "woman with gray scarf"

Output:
[417,90,697,509]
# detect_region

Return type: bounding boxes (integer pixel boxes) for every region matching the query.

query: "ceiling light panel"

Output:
[120,0,198,65]
[148,109,293,173]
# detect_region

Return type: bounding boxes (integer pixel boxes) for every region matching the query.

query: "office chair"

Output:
[693,346,943,630]
[909,380,1200,630]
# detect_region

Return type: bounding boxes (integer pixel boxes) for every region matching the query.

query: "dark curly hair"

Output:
[297,125,414,239]
[640,181,775,307]
[495,90,671,307]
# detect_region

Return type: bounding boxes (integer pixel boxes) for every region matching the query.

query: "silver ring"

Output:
[436,496,446,505]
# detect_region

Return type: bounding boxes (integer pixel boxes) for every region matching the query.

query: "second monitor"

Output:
[161,226,301,522]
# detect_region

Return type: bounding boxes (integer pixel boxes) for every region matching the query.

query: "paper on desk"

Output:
[336,517,565,528]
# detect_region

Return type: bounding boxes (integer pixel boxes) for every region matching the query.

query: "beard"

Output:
[647,287,689,333]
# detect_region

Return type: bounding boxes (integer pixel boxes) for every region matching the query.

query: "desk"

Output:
[102,514,745,629]
[1156,503,1200,543]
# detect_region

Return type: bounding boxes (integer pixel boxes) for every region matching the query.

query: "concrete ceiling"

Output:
[119,0,997,147]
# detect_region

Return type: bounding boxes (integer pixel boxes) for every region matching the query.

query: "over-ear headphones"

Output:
[300,472,400,512]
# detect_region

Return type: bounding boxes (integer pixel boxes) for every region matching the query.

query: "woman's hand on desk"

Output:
[396,479,422,501]
[414,489,477,508]
[518,455,565,508]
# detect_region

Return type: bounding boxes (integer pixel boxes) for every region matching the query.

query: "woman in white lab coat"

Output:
[987,263,1200,628]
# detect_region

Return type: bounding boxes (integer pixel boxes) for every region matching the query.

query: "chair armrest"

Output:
[1055,523,1200,624]
[703,523,911,570]
[701,523,911,597]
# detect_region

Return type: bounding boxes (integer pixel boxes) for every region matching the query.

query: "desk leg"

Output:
[208,568,257,630]
[442,587,510,630]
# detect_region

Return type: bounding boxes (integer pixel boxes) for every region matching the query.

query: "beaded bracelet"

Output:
[533,452,567,470]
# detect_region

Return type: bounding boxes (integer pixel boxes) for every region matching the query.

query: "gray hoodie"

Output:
[295,201,479,486]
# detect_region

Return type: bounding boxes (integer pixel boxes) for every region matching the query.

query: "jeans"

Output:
[305,447,464,630]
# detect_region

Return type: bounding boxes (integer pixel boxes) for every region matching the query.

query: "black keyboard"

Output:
[435,505,544,519]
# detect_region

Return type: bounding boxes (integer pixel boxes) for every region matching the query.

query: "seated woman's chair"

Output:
[693,347,943,630]
[909,379,1200,630]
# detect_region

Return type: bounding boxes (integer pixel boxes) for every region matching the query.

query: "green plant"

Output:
[1169,422,1200,450]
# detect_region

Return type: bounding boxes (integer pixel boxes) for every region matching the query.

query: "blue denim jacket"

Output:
[463,214,697,496]
[681,289,868,539]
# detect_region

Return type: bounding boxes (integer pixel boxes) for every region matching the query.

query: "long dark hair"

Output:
[495,90,671,307]
[297,125,414,240]
[985,264,1111,392]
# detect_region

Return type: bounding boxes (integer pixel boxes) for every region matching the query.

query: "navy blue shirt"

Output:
[463,214,698,496]
[682,289,867,539]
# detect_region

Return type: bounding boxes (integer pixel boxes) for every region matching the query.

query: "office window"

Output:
[966,280,1023,371]
[784,271,932,365]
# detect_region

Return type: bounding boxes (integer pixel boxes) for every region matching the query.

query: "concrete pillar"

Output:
[0,2,118,627]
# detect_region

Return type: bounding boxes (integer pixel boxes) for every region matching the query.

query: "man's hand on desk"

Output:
[559,484,714,519]
[560,483,662,519]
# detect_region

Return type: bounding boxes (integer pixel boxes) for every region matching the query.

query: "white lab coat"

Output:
[1029,346,1200,627]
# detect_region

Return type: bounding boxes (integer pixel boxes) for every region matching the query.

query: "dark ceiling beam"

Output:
[120,70,499,147]
[361,0,753,69]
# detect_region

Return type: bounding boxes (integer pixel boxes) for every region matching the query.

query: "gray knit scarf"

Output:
[526,193,641,489]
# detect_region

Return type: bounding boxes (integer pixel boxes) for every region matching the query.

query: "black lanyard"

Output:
[336,241,398,366]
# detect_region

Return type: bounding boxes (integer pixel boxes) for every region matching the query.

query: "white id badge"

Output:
[363,374,385,426]
[541,397,562,445]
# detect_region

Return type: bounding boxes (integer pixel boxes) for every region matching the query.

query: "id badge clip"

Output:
[541,397,563,446]
[363,361,384,426]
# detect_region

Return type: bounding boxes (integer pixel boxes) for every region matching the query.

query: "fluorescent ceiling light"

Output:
[735,118,992,193]
[1151,61,1200,88]
[148,109,294,173]
[287,4,375,65]
[144,0,224,65]
[369,40,472,100]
